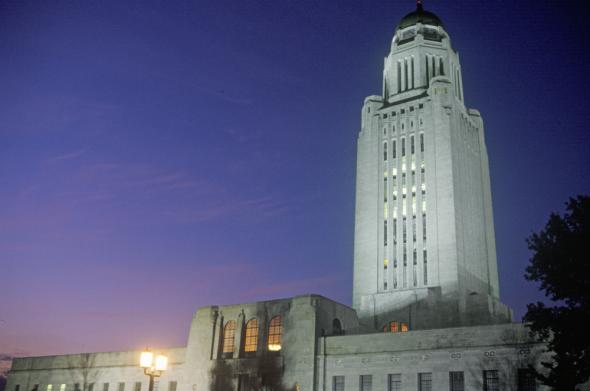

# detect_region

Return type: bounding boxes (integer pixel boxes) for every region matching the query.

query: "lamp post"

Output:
[139,350,168,391]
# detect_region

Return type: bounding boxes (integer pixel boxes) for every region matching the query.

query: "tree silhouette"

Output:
[524,195,590,390]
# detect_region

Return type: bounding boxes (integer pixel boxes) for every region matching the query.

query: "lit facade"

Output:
[353,3,512,330]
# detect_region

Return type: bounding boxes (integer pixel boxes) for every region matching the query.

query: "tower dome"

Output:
[397,2,443,30]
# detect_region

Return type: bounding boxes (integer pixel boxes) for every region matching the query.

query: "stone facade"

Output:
[5,295,556,391]
[352,3,511,331]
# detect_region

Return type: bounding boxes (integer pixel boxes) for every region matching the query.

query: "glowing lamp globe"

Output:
[155,355,168,371]
[140,351,153,368]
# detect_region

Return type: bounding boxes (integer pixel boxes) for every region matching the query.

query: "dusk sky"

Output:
[1,0,589,358]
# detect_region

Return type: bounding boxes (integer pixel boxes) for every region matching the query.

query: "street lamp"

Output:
[139,350,168,391]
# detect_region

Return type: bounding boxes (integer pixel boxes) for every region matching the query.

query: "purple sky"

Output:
[1,0,589,358]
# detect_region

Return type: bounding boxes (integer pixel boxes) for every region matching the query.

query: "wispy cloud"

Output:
[46,149,87,163]
[168,196,289,223]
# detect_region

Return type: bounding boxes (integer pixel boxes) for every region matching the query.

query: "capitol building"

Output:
[6,3,580,391]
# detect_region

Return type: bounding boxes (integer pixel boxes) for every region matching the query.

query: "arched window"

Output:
[333,318,343,336]
[244,318,258,353]
[267,315,283,352]
[222,320,236,356]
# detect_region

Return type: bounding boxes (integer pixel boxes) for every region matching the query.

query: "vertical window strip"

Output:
[449,372,464,391]
[389,374,401,391]
[418,373,432,391]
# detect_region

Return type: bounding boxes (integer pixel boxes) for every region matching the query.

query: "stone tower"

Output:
[352,2,512,331]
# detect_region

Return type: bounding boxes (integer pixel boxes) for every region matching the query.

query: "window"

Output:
[47,386,53,391]
[74,385,80,391]
[333,376,345,391]
[153,383,159,391]
[401,138,406,157]
[423,250,428,284]
[117,383,124,391]
[222,320,236,356]
[384,321,398,332]
[388,374,401,391]
[383,142,388,161]
[33,385,39,391]
[168,382,177,391]
[419,104,423,109]
[392,140,397,159]
[422,214,427,241]
[268,315,283,351]
[400,322,409,331]
[133,383,141,391]
[450,371,464,391]
[332,318,344,335]
[15,386,20,391]
[517,369,536,391]
[420,133,424,153]
[238,375,253,391]
[244,318,259,353]
[418,373,432,391]
[410,135,415,154]
[384,220,388,246]
[483,370,499,391]
[359,375,372,391]
[103,383,109,391]
[60,385,66,391]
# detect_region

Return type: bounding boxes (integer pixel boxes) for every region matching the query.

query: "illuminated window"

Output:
[267,316,283,351]
[383,321,409,333]
[422,199,426,212]
[244,318,259,353]
[222,320,236,356]
[60,385,66,391]
[47,386,53,391]
[402,198,407,216]
[418,373,432,391]
[389,374,401,391]
[333,376,345,391]
[412,195,417,215]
